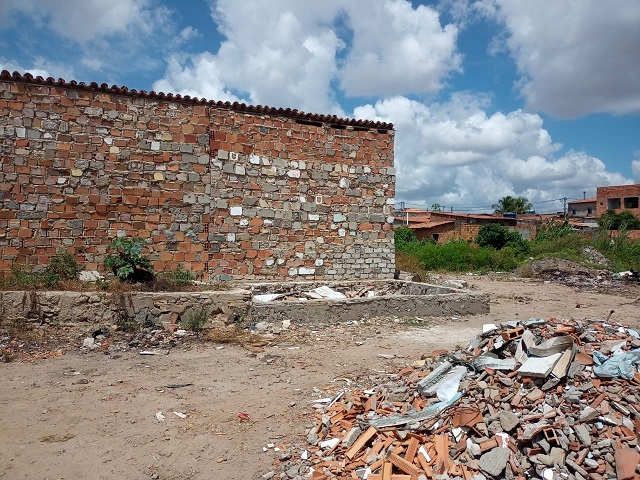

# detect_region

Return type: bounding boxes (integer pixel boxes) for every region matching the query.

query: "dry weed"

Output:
[206,326,253,345]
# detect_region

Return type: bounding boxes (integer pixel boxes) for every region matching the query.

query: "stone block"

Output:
[479,447,510,477]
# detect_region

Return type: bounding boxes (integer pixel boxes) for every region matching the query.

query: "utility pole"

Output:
[562,197,567,220]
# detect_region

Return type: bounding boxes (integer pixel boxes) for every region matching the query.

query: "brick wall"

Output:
[596,184,640,217]
[0,74,395,280]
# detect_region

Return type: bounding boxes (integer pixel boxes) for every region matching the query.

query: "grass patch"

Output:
[530,233,588,262]
[398,240,520,273]
[396,224,640,277]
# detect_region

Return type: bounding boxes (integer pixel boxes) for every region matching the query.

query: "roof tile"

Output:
[0,70,394,132]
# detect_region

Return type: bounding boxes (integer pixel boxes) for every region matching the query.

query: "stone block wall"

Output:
[0,72,395,280]
[207,109,395,279]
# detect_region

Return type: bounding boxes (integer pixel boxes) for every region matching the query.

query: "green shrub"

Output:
[489,246,520,271]
[592,229,640,272]
[104,237,153,282]
[598,210,640,230]
[181,306,211,332]
[394,227,417,249]
[8,264,60,289]
[535,221,573,242]
[162,264,195,287]
[531,234,587,262]
[409,240,511,272]
[46,251,80,280]
[476,223,529,254]
[476,224,511,249]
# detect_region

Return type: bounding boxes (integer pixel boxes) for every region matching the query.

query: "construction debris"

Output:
[282,317,640,479]
[253,285,387,303]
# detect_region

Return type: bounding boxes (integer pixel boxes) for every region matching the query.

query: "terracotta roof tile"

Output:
[568,198,597,205]
[407,221,454,229]
[0,70,394,132]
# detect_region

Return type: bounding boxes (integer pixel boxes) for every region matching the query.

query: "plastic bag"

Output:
[436,371,466,402]
[593,349,640,380]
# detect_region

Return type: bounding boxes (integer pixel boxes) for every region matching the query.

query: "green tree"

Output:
[431,203,443,212]
[492,196,532,214]
[476,223,512,249]
[394,226,417,247]
[476,223,530,255]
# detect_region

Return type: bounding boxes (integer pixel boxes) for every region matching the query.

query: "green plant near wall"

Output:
[46,251,80,280]
[8,264,60,289]
[104,237,154,282]
[181,306,211,332]
[162,264,196,287]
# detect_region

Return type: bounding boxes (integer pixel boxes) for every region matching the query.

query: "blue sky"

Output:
[1,0,639,213]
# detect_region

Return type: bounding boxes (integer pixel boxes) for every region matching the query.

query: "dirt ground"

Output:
[1,274,640,480]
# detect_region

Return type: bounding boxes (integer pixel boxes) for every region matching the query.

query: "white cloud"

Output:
[479,0,640,118]
[632,158,640,182]
[354,94,632,211]
[0,56,73,80]
[152,54,240,103]
[155,0,462,112]
[155,0,345,113]
[338,1,462,96]
[177,26,200,45]
[0,0,174,81]
[1,0,156,43]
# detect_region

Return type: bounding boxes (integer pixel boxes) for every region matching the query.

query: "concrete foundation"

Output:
[0,280,489,328]
[248,280,489,325]
[0,290,251,327]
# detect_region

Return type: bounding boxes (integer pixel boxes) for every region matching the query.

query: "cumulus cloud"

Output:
[176,26,200,45]
[632,155,640,182]
[354,94,632,211]
[0,0,177,81]
[152,54,241,102]
[155,0,345,113]
[0,56,73,80]
[338,1,462,96]
[154,0,462,112]
[479,0,640,118]
[0,0,157,43]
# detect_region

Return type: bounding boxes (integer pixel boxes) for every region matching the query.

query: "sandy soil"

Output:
[1,275,639,480]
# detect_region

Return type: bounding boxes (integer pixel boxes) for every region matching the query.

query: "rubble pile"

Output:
[291,317,640,480]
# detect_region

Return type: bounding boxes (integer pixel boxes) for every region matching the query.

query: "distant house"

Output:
[395,208,547,243]
[596,184,640,217]
[393,208,432,226]
[568,198,597,224]
[406,220,456,242]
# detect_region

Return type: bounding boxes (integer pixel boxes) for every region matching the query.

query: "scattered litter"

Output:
[155,411,165,421]
[139,350,160,355]
[78,270,104,282]
[251,284,394,303]
[165,383,193,389]
[254,293,287,302]
[173,411,187,419]
[237,412,251,420]
[310,286,346,299]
